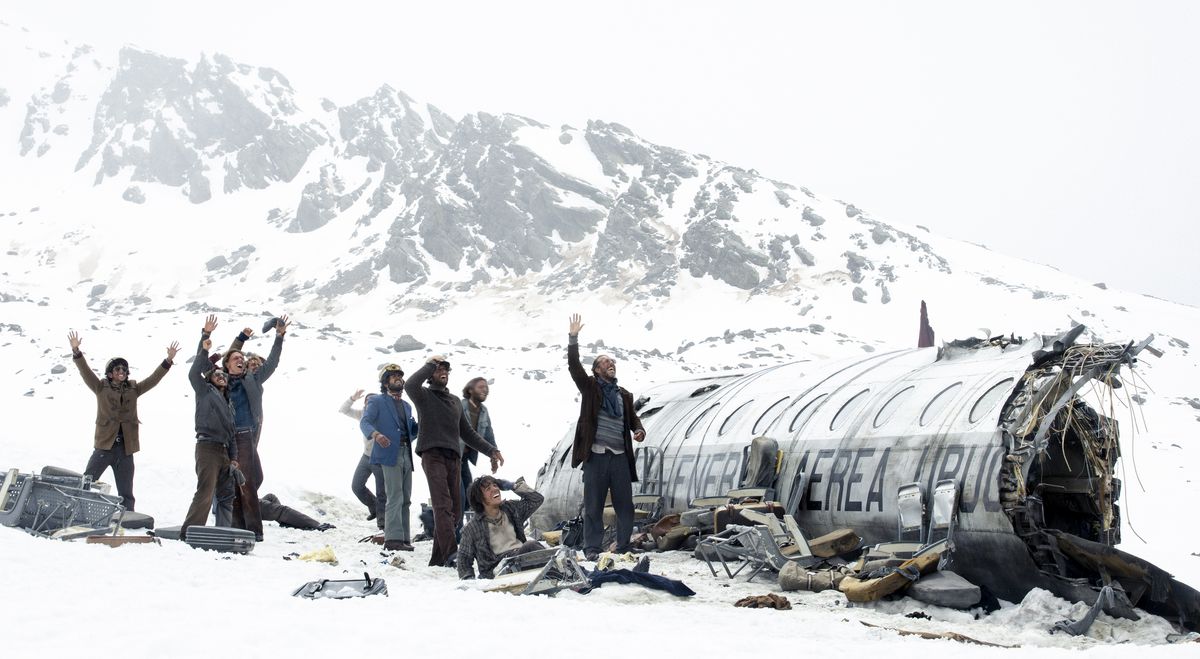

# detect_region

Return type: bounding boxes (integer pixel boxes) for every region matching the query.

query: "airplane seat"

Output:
[927,479,960,548]
[870,481,927,559]
[740,436,780,491]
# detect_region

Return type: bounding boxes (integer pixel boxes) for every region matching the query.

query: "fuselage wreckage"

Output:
[533,325,1200,630]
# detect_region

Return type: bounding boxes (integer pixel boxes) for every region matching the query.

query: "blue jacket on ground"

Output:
[361,394,418,469]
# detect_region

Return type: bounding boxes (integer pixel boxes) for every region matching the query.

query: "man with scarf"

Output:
[406,355,503,567]
[213,314,289,540]
[566,314,646,561]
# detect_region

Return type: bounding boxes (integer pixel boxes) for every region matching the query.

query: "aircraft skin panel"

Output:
[533,345,1031,531]
[533,328,1200,631]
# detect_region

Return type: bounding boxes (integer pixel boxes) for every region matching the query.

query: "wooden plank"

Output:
[86,535,161,547]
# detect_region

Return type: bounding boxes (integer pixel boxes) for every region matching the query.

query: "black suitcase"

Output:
[184,525,256,554]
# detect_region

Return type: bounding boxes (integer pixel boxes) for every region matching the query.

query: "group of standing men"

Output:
[67,314,288,541]
[68,312,649,569]
[351,356,504,566]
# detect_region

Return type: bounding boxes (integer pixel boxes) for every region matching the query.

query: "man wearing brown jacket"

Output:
[566,314,645,560]
[68,330,179,511]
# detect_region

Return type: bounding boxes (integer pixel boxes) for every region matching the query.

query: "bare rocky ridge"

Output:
[1,34,960,312]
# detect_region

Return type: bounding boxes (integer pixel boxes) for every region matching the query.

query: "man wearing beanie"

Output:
[565,314,646,561]
[68,330,179,511]
[406,355,503,567]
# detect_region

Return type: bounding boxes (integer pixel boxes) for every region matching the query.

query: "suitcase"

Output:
[293,573,387,599]
[184,525,256,554]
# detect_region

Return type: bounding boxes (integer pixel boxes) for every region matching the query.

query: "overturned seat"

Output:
[0,468,124,537]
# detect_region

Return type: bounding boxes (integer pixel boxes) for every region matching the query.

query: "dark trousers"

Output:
[83,442,136,511]
[230,430,264,537]
[351,454,387,527]
[213,427,263,526]
[182,441,231,534]
[456,458,473,531]
[421,448,462,567]
[582,451,634,553]
[248,426,264,489]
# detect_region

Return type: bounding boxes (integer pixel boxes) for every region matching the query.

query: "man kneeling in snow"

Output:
[457,476,544,580]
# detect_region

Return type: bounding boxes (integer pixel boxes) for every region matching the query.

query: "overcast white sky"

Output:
[6,1,1199,306]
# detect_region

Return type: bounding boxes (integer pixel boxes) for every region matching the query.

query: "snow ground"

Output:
[3,303,1199,656]
[5,505,1196,658]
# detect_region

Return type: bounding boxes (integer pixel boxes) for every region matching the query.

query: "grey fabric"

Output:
[213,490,233,527]
[591,411,626,454]
[485,511,523,555]
[338,397,372,456]
[381,450,412,542]
[188,335,236,456]
[458,398,496,465]
[352,453,386,520]
[582,451,634,553]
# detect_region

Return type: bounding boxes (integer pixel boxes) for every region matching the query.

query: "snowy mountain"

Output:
[2,21,1200,653]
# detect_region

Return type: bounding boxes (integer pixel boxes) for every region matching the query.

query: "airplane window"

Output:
[634,395,651,411]
[969,378,1014,424]
[789,394,828,432]
[752,396,791,435]
[685,403,719,438]
[640,406,664,419]
[874,386,915,428]
[920,382,963,426]
[690,383,721,397]
[718,400,756,436]
[830,389,871,432]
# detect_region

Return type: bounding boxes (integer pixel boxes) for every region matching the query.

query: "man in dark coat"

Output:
[405,355,504,567]
[566,314,645,560]
[68,330,179,511]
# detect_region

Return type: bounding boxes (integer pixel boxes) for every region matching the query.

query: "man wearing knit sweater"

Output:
[405,355,504,567]
[566,314,646,561]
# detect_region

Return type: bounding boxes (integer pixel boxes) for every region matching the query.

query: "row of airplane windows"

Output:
[641,377,1016,440]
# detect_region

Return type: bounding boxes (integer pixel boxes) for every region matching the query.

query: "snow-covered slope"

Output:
[2,20,1199,653]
